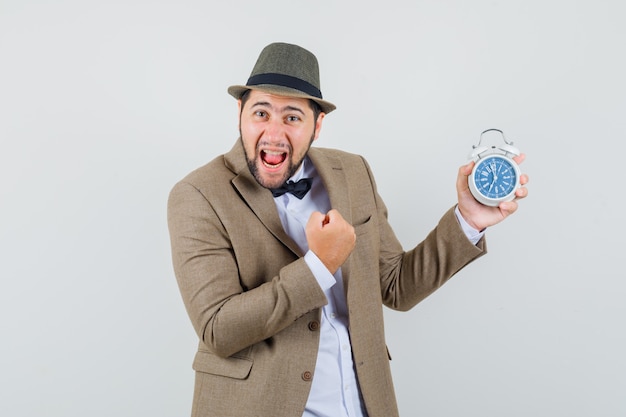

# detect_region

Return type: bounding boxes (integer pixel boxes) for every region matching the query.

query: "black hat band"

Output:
[246,73,322,99]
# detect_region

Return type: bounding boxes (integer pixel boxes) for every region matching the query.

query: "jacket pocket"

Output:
[192,349,253,380]
[353,215,372,236]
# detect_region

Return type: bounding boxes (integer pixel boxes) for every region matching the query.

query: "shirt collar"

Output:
[288,157,313,183]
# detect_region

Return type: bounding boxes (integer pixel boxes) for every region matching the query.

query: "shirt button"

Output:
[308,320,320,331]
[302,371,313,381]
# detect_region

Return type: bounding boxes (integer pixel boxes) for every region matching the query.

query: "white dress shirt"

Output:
[272,157,484,417]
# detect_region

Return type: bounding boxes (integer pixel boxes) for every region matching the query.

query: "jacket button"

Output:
[302,371,313,381]
[308,320,320,331]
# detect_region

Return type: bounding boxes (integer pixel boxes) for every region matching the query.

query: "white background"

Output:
[1,0,624,416]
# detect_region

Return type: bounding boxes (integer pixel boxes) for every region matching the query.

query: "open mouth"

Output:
[261,150,287,168]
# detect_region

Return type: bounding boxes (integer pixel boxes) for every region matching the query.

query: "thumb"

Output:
[457,161,474,191]
[324,209,344,223]
[307,211,327,229]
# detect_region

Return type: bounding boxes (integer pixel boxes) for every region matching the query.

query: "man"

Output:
[167,42,528,417]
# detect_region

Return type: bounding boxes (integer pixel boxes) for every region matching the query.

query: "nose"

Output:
[263,117,286,143]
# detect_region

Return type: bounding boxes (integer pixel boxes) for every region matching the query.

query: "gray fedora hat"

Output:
[228,42,336,114]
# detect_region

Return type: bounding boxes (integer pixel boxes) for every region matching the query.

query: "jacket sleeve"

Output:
[167,180,328,358]
[359,157,487,311]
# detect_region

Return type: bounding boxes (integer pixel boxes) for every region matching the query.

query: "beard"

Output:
[242,132,315,190]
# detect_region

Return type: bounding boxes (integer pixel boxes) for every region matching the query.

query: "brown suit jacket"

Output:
[167,140,485,417]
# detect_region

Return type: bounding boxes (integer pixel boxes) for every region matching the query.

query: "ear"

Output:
[313,112,326,141]
[237,99,242,128]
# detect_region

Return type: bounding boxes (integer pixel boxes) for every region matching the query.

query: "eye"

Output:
[286,115,301,122]
[254,110,268,118]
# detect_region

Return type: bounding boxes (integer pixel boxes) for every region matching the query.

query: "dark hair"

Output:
[240,89,323,120]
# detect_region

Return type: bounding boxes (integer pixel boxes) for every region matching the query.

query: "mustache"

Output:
[256,140,292,153]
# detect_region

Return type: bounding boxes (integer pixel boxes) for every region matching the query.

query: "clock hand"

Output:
[488,161,498,192]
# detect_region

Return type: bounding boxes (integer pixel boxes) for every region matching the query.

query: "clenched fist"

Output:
[305,209,356,274]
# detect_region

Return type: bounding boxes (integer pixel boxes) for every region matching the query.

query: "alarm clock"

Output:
[468,129,521,207]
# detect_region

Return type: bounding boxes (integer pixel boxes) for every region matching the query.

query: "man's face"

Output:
[239,90,325,189]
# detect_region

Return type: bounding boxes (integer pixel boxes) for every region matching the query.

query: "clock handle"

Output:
[480,128,504,137]
[478,128,512,145]
[472,129,520,155]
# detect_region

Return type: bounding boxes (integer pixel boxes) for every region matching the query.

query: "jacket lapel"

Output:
[225,141,303,256]
[307,147,352,225]
[307,147,353,284]
[224,142,354,284]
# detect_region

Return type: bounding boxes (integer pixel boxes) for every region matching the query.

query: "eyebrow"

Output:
[251,101,305,115]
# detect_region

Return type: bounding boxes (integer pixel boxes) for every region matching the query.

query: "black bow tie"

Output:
[270,178,312,199]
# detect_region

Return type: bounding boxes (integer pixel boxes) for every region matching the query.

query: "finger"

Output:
[520,173,529,186]
[499,200,518,216]
[513,153,526,165]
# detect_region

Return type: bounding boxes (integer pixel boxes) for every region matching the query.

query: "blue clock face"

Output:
[472,155,518,199]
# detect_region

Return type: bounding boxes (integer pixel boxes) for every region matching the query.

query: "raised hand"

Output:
[305,209,356,274]
[457,154,529,231]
